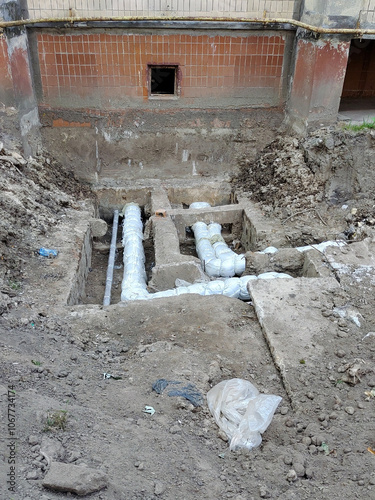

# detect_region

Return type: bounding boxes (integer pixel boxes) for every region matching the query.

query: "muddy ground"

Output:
[0,115,374,500]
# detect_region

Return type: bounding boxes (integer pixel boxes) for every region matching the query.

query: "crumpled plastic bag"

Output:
[207,378,282,451]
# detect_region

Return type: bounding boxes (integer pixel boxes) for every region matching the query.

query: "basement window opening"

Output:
[149,65,178,98]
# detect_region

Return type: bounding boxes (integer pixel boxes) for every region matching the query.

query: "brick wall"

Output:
[37,31,286,109]
[0,34,14,105]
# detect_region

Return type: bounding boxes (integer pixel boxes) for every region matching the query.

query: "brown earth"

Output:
[0,118,374,500]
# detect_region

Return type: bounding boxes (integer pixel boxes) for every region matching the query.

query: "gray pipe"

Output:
[103,210,119,306]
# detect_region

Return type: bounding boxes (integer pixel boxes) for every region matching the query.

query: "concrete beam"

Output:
[248,276,340,406]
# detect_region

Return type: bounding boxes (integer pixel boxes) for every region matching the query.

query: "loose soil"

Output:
[0,118,374,500]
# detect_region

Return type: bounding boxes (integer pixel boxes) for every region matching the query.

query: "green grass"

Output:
[44,409,68,431]
[344,117,375,131]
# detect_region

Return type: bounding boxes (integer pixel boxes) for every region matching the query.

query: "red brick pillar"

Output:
[285,32,350,133]
[1,0,41,156]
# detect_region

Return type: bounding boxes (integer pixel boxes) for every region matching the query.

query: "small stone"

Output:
[329,412,338,420]
[335,350,346,358]
[337,331,348,338]
[368,378,375,388]
[321,310,332,317]
[218,429,228,442]
[283,455,293,465]
[169,425,181,434]
[345,406,355,415]
[26,470,40,480]
[90,218,108,237]
[259,485,271,498]
[306,392,314,400]
[280,406,289,415]
[311,435,324,446]
[358,480,365,486]
[286,469,298,482]
[294,463,305,477]
[357,401,365,409]
[42,462,108,496]
[302,437,311,446]
[305,468,314,479]
[309,445,317,454]
[28,435,40,446]
[66,450,81,463]
[154,481,166,495]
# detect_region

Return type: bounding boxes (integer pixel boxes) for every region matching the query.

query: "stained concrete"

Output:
[248,276,340,405]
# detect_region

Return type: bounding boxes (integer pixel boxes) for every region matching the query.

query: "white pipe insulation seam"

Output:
[120,203,149,301]
[120,203,292,302]
[192,221,245,277]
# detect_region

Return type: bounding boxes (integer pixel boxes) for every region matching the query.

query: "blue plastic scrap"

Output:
[152,378,203,407]
[38,247,58,258]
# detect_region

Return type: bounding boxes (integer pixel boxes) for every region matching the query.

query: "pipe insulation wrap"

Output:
[192,221,245,277]
[120,203,149,301]
[103,210,119,306]
[119,203,292,303]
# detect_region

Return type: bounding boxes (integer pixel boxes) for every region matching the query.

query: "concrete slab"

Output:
[248,277,340,406]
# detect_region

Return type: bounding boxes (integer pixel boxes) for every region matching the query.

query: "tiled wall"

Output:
[37,31,286,109]
[26,0,298,20]
[0,35,14,105]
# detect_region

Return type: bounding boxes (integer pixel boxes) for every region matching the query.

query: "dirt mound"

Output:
[234,127,375,220]
[0,144,93,311]
[236,136,324,213]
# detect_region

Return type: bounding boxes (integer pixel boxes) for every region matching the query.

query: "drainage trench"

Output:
[73,184,344,306]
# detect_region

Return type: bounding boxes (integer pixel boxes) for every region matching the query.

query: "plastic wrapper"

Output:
[238,275,256,301]
[222,278,241,298]
[258,272,292,280]
[189,202,211,209]
[121,203,150,301]
[234,254,246,275]
[204,258,222,277]
[207,378,282,451]
[259,246,279,254]
[220,258,235,278]
[204,280,226,295]
[296,240,347,253]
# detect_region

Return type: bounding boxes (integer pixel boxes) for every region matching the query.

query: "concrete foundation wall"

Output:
[39,107,283,183]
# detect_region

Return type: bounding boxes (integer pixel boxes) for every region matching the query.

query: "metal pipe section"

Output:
[1,15,375,36]
[103,209,119,306]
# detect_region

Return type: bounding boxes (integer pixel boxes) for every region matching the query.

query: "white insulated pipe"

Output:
[103,209,119,306]
[119,203,293,303]
[192,221,245,277]
[120,203,149,301]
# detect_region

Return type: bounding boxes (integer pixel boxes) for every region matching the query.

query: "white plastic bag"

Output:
[207,378,282,451]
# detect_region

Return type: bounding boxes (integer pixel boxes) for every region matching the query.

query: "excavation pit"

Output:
[70,187,344,306]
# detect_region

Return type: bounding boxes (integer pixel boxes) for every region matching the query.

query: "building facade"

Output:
[1,1,374,176]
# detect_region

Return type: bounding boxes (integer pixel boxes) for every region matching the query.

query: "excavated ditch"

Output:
[1,123,375,500]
